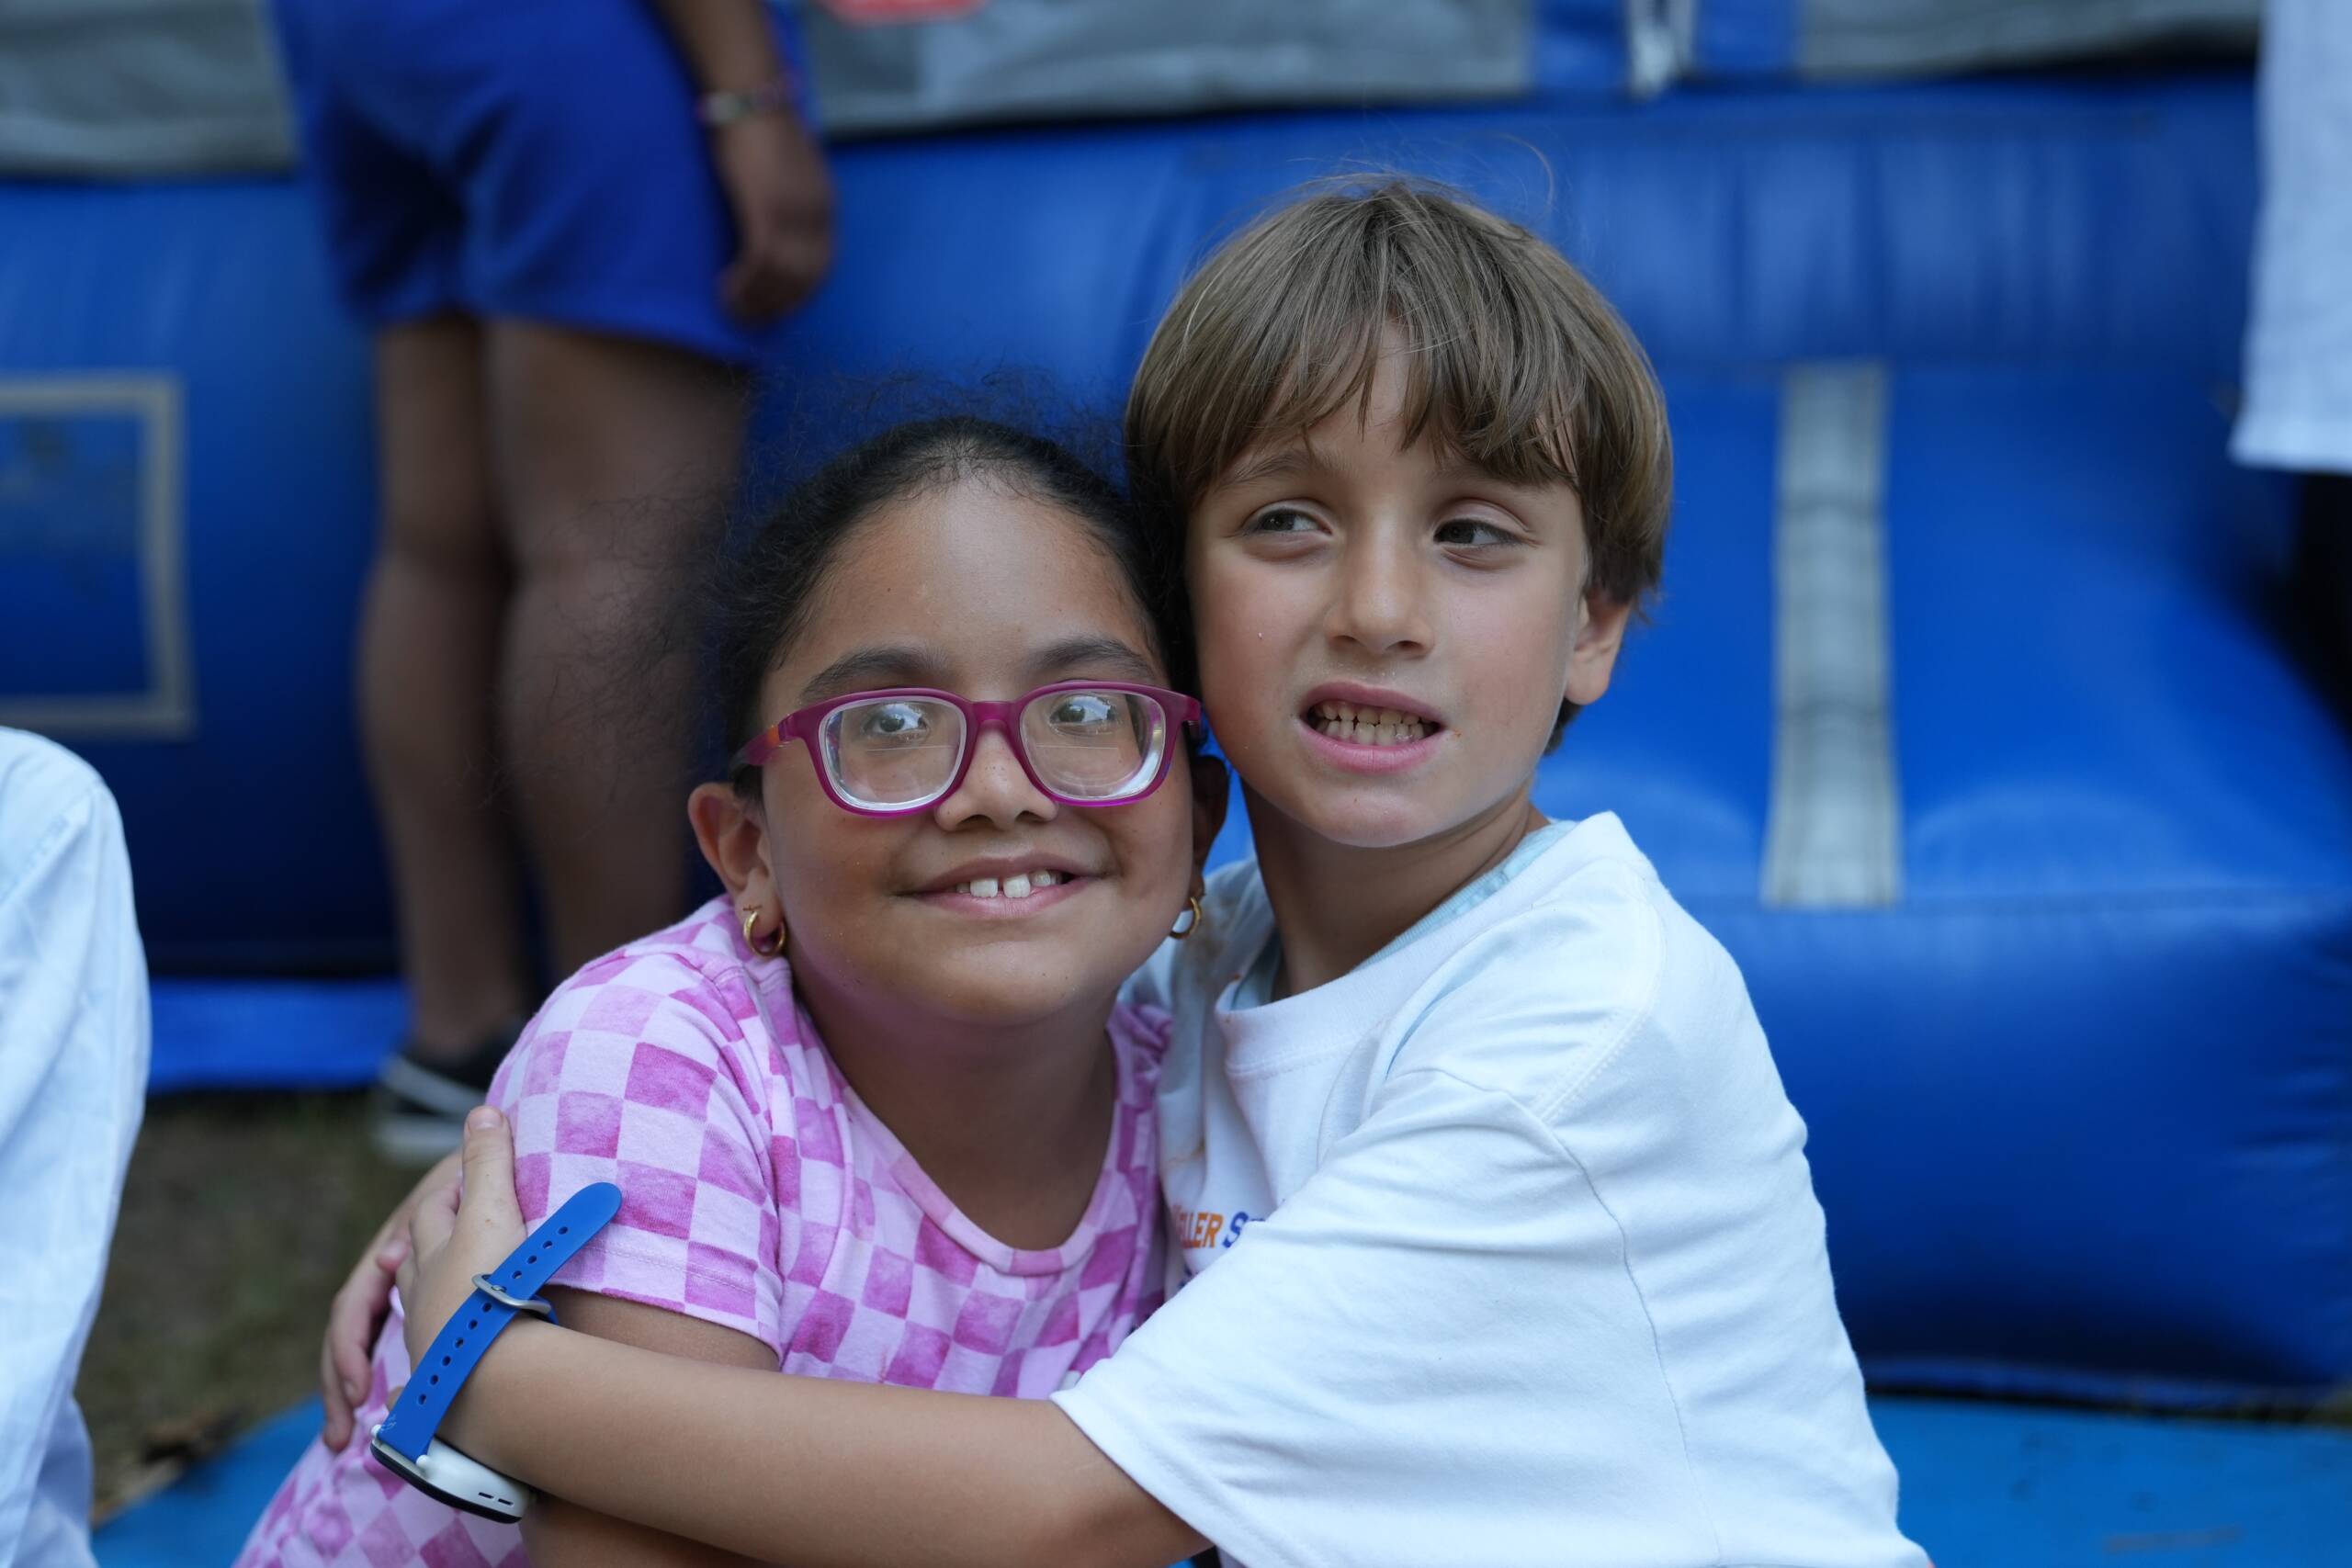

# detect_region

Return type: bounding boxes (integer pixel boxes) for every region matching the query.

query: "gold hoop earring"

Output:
[1170,894,1204,941]
[740,903,784,956]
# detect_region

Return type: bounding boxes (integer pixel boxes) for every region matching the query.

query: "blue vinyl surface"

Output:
[95,1403,322,1568]
[92,1396,2352,1568]
[1532,0,1630,94]
[148,978,404,1093]
[774,73,2259,390]
[0,73,2266,966]
[0,178,383,969]
[1692,0,1799,80]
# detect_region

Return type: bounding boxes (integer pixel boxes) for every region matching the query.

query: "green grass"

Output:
[77,1093,425,1519]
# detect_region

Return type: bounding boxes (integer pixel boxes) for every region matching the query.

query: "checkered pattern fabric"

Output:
[237,897,1170,1565]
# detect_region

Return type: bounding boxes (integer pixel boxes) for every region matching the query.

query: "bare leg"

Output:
[488,323,747,975]
[364,318,531,1055]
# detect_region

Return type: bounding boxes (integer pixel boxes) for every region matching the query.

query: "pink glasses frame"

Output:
[733,680,1204,818]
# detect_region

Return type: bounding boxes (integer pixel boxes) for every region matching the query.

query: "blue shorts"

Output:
[271,0,798,366]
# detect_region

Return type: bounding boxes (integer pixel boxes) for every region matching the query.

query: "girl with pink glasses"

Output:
[238,416,1222,1567]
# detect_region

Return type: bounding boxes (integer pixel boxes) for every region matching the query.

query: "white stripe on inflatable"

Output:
[0,374,194,739]
[1763,362,1901,908]
[1625,0,1698,97]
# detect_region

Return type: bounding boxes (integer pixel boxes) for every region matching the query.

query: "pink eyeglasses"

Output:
[734,681,1203,817]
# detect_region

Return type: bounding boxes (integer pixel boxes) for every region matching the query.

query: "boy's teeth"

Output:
[1003,874,1033,899]
[968,877,999,897]
[1309,703,1429,747]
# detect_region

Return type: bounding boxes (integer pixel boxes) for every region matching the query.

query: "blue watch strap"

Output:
[376,1180,621,1463]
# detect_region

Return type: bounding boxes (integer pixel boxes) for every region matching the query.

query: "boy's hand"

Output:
[320,1149,459,1450]
[398,1108,529,1368]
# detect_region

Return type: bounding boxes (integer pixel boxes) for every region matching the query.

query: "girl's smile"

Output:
[908,854,1100,915]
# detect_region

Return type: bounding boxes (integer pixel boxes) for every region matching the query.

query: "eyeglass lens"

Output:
[819,690,1168,808]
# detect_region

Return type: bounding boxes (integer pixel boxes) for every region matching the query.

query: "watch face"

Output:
[369,1432,528,1523]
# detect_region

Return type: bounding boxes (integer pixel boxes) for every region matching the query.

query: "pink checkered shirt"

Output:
[237,897,1170,1567]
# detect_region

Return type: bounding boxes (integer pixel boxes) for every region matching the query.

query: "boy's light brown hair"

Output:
[1125,178,1672,616]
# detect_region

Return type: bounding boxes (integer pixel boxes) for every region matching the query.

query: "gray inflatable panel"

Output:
[1798,0,2257,78]
[0,0,292,176]
[798,0,1531,138]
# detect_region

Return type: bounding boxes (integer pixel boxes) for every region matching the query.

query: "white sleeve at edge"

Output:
[0,736,149,1565]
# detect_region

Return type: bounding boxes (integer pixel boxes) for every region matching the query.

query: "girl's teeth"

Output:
[954,870,1066,898]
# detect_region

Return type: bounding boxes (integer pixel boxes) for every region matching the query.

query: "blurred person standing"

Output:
[0,730,147,1568]
[270,0,832,1159]
[2235,0,2352,701]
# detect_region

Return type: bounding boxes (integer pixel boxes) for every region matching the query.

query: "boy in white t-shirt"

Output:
[388,181,1928,1568]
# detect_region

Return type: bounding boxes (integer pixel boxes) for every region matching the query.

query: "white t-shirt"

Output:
[1055,814,1924,1568]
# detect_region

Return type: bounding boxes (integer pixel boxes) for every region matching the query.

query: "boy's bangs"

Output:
[1241,299,1587,495]
[1153,189,1595,502]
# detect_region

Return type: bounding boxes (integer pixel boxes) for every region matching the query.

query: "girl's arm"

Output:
[406,1111,1204,1568]
[520,1292,776,1567]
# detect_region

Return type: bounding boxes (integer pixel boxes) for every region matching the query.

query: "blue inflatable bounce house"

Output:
[5,1,2348,1562]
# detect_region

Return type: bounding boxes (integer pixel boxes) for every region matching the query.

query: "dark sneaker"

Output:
[370,1017,524,1165]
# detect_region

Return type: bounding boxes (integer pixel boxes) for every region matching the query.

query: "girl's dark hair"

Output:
[709,416,1190,791]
